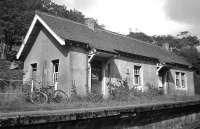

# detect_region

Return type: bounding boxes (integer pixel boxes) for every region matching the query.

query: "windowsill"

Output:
[175,87,187,90]
[133,84,142,87]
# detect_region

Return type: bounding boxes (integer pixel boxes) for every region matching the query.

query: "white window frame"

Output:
[31,63,37,81]
[175,71,187,90]
[52,60,59,83]
[133,65,142,86]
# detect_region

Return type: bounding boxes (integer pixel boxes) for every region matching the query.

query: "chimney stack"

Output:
[162,43,170,51]
[85,18,95,31]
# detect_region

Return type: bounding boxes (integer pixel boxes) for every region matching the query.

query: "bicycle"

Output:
[28,80,68,104]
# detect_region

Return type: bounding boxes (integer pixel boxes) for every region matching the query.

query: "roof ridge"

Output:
[35,11,189,66]
[36,11,162,49]
[97,28,165,50]
[97,28,189,64]
[35,10,90,29]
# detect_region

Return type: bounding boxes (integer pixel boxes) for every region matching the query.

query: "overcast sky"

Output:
[52,0,200,37]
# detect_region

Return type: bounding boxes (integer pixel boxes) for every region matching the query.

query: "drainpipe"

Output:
[88,48,96,93]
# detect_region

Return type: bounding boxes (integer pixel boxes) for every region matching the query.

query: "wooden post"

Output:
[55,82,58,90]
[88,63,91,93]
[31,80,34,92]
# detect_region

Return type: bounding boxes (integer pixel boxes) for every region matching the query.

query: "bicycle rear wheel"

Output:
[53,90,68,103]
[30,91,48,104]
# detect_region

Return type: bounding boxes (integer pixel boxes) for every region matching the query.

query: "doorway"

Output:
[158,68,169,94]
[91,60,103,95]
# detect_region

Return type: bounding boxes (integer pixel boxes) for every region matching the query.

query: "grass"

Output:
[0,93,200,113]
[0,79,200,113]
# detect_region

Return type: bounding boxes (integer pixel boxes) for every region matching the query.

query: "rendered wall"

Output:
[168,68,194,96]
[106,57,195,96]
[23,28,71,95]
[69,47,88,96]
[107,57,159,90]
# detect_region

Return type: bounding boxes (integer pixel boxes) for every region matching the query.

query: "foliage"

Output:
[0,60,23,79]
[152,35,180,48]
[107,79,129,101]
[127,32,154,43]
[127,31,200,74]
[107,79,163,101]
[0,0,103,60]
[128,31,200,49]
[143,83,163,98]
[178,46,200,68]
[0,92,26,108]
[87,93,103,103]
[70,80,103,103]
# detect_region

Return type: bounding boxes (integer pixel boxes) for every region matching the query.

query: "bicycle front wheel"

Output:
[53,90,68,103]
[30,91,48,104]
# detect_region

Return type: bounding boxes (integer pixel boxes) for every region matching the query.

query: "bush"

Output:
[107,79,129,101]
[107,79,164,101]
[0,90,27,109]
[87,93,103,103]
[144,83,163,98]
[129,86,143,98]
[70,81,103,103]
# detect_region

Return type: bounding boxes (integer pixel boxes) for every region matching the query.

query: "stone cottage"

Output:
[16,11,195,98]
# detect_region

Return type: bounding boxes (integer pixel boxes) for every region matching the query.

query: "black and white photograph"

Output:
[0,0,200,129]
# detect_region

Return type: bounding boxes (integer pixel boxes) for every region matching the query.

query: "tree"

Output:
[152,35,180,48]
[127,32,153,43]
[0,0,103,60]
[178,32,200,47]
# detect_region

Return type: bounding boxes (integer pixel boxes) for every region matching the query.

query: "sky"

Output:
[52,0,200,37]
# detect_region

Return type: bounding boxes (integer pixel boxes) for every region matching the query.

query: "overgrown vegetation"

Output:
[0,0,200,112]
[1,78,200,112]
[107,80,164,101]
[127,31,200,72]
[128,31,200,89]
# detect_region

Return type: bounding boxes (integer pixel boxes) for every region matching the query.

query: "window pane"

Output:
[31,63,37,80]
[181,73,185,88]
[134,66,140,75]
[31,63,37,71]
[175,72,179,78]
[52,60,59,83]
[134,66,141,85]
[54,63,59,72]
[134,75,140,85]
[176,79,180,87]
[52,60,59,72]
[182,80,185,88]
[134,76,138,84]
[175,72,180,87]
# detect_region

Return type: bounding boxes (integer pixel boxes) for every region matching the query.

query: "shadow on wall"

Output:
[194,73,200,95]
[43,27,70,57]
[167,71,175,94]
[105,59,122,81]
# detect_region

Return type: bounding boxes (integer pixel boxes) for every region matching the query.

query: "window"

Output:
[31,63,37,81]
[175,72,186,89]
[181,73,186,88]
[52,60,59,83]
[175,72,180,88]
[134,65,141,85]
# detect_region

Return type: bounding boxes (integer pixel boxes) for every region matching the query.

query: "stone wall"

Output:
[1,100,200,129]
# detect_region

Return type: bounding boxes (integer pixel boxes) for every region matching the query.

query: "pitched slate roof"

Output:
[33,11,190,66]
